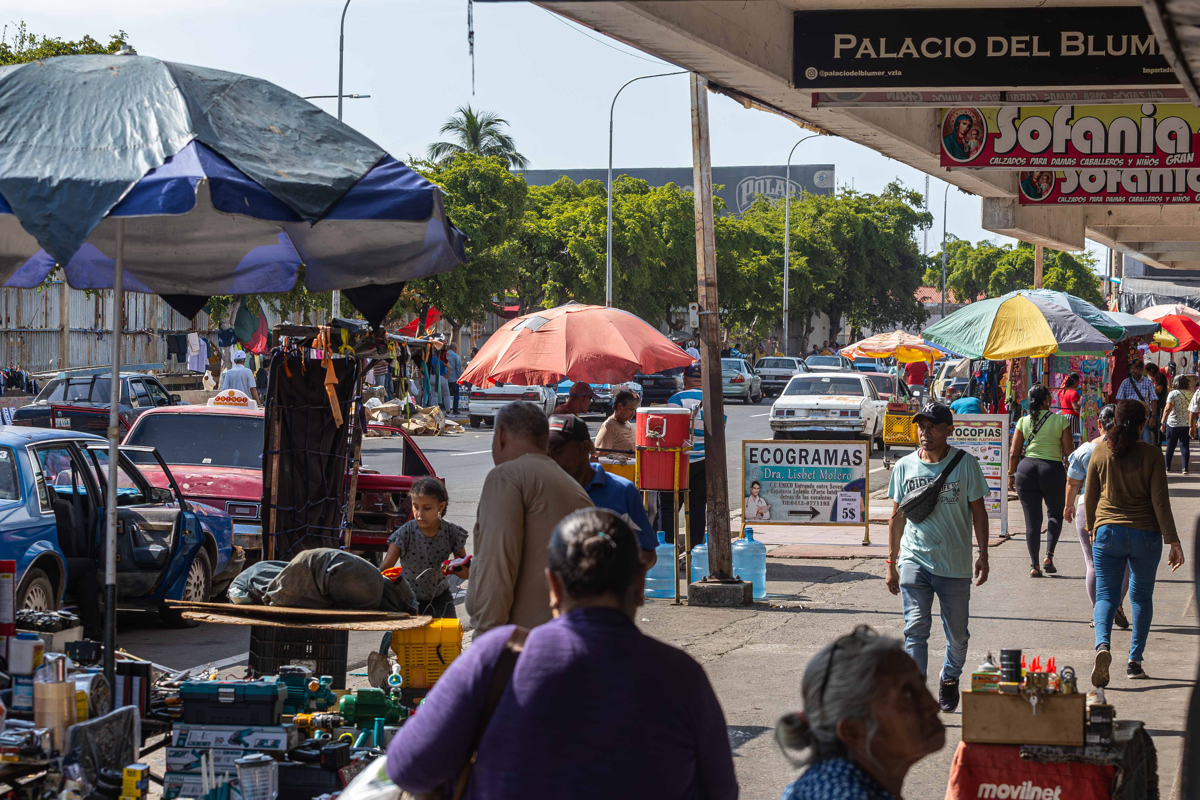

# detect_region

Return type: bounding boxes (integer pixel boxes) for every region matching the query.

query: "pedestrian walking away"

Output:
[464,402,592,635]
[379,476,468,619]
[1009,384,1073,577]
[446,342,462,415]
[387,509,739,800]
[1147,363,1168,446]
[218,350,259,403]
[1162,374,1193,473]
[1084,400,1185,686]
[776,626,945,800]
[1063,405,1130,630]
[1116,359,1157,445]
[886,403,990,713]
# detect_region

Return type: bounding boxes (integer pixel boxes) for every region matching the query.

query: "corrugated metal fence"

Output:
[0,281,283,374]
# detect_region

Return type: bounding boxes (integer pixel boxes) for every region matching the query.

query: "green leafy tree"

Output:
[927,239,1104,306]
[405,154,528,342]
[0,22,127,65]
[427,105,529,169]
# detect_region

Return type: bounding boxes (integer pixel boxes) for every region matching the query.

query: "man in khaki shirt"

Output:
[594,389,638,457]
[466,401,593,634]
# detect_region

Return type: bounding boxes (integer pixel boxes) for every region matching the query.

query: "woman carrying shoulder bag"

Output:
[1084,400,1186,685]
[386,509,738,800]
[1009,384,1074,577]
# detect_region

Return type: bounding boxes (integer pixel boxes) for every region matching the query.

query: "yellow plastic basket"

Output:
[390,618,464,689]
[884,412,919,446]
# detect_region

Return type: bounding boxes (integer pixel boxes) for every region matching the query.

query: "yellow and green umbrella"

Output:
[922,291,1114,360]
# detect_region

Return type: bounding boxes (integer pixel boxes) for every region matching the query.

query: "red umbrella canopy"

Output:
[459,303,694,387]
[1154,314,1200,352]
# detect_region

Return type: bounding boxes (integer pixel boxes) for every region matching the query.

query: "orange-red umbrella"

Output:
[459,302,694,387]
[1151,314,1200,352]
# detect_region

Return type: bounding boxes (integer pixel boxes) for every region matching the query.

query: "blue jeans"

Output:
[1093,524,1163,663]
[899,563,971,681]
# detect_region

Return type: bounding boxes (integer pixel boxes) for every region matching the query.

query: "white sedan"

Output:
[465,384,557,428]
[769,371,886,450]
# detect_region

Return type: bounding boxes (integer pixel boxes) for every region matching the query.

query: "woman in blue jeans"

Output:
[1084,400,1186,685]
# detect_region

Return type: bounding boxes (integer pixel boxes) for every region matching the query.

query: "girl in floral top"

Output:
[380,477,468,618]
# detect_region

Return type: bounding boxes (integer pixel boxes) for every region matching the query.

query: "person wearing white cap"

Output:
[219,349,259,403]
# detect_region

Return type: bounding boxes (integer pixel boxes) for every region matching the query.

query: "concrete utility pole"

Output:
[687,73,746,605]
[1034,244,1044,289]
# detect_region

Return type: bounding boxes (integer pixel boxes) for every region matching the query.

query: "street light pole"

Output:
[783,135,819,357]
[941,182,951,319]
[331,0,354,319]
[606,70,687,307]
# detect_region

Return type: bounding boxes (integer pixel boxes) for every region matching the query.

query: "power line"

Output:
[542,9,675,66]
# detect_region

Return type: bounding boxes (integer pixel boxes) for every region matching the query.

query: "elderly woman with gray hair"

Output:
[777,626,945,800]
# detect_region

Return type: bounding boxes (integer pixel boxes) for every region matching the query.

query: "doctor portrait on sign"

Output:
[745,480,771,522]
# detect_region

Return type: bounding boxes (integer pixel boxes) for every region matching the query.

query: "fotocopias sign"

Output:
[793,7,1176,90]
[939,105,1200,169]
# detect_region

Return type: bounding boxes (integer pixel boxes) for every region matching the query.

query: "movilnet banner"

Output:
[813,88,1191,108]
[1016,168,1200,204]
[939,105,1200,169]
[794,7,1177,90]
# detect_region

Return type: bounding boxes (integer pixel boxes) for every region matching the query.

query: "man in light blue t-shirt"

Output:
[886,402,989,715]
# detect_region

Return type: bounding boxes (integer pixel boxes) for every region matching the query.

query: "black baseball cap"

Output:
[913,402,953,426]
[549,414,591,445]
[684,364,703,378]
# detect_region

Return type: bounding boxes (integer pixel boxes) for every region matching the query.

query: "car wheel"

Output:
[158,549,211,628]
[752,388,763,404]
[469,415,483,428]
[18,568,56,612]
[875,433,889,453]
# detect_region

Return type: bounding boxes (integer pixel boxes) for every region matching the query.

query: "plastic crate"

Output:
[884,412,919,446]
[390,618,463,689]
[249,626,349,689]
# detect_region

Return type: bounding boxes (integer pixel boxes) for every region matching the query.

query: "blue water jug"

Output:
[644,532,676,598]
[690,541,709,584]
[732,528,767,599]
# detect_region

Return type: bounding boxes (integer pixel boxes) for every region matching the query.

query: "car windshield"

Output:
[867,374,896,394]
[785,376,864,397]
[806,356,840,367]
[34,377,121,404]
[720,359,745,371]
[125,413,264,469]
[757,358,795,370]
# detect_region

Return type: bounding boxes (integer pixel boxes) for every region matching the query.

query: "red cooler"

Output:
[635,406,692,491]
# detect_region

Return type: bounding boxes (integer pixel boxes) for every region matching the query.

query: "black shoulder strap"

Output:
[1128,376,1146,403]
[1022,411,1053,457]
[930,449,967,493]
[452,627,529,800]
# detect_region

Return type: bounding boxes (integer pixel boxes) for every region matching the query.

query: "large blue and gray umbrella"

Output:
[0,53,467,680]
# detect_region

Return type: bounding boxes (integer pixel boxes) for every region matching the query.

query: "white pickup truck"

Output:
[465,384,558,428]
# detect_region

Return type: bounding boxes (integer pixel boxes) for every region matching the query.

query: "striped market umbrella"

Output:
[922,291,1114,360]
[840,331,946,363]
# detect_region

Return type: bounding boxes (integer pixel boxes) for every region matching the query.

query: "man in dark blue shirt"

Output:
[548,415,656,560]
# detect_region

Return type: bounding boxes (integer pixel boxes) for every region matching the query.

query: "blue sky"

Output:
[16,0,1106,266]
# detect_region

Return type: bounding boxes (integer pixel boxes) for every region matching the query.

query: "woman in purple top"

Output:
[386,509,738,800]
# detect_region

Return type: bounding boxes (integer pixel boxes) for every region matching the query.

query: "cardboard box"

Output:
[962,691,1085,746]
[165,747,254,774]
[170,724,298,751]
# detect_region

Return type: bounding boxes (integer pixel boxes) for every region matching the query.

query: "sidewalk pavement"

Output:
[643,474,1198,799]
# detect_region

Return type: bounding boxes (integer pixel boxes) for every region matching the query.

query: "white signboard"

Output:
[947,414,1009,536]
[742,440,870,537]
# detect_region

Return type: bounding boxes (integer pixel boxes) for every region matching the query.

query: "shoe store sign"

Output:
[939,105,1200,169]
[794,7,1176,90]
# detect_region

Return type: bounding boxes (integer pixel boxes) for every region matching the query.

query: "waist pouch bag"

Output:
[899,450,966,524]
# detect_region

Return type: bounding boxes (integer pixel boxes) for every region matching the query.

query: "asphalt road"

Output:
[115,402,912,676]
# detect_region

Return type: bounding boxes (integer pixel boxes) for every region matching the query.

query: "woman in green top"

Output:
[1008,384,1074,577]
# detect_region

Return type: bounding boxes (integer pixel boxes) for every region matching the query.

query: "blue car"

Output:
[0,427,240,627]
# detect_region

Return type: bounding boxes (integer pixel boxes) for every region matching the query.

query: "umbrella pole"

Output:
[103,219,125,691]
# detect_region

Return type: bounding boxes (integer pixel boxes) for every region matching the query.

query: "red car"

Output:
[122,404,438,560]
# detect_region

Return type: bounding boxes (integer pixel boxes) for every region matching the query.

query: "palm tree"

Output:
[427,105,529,169]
